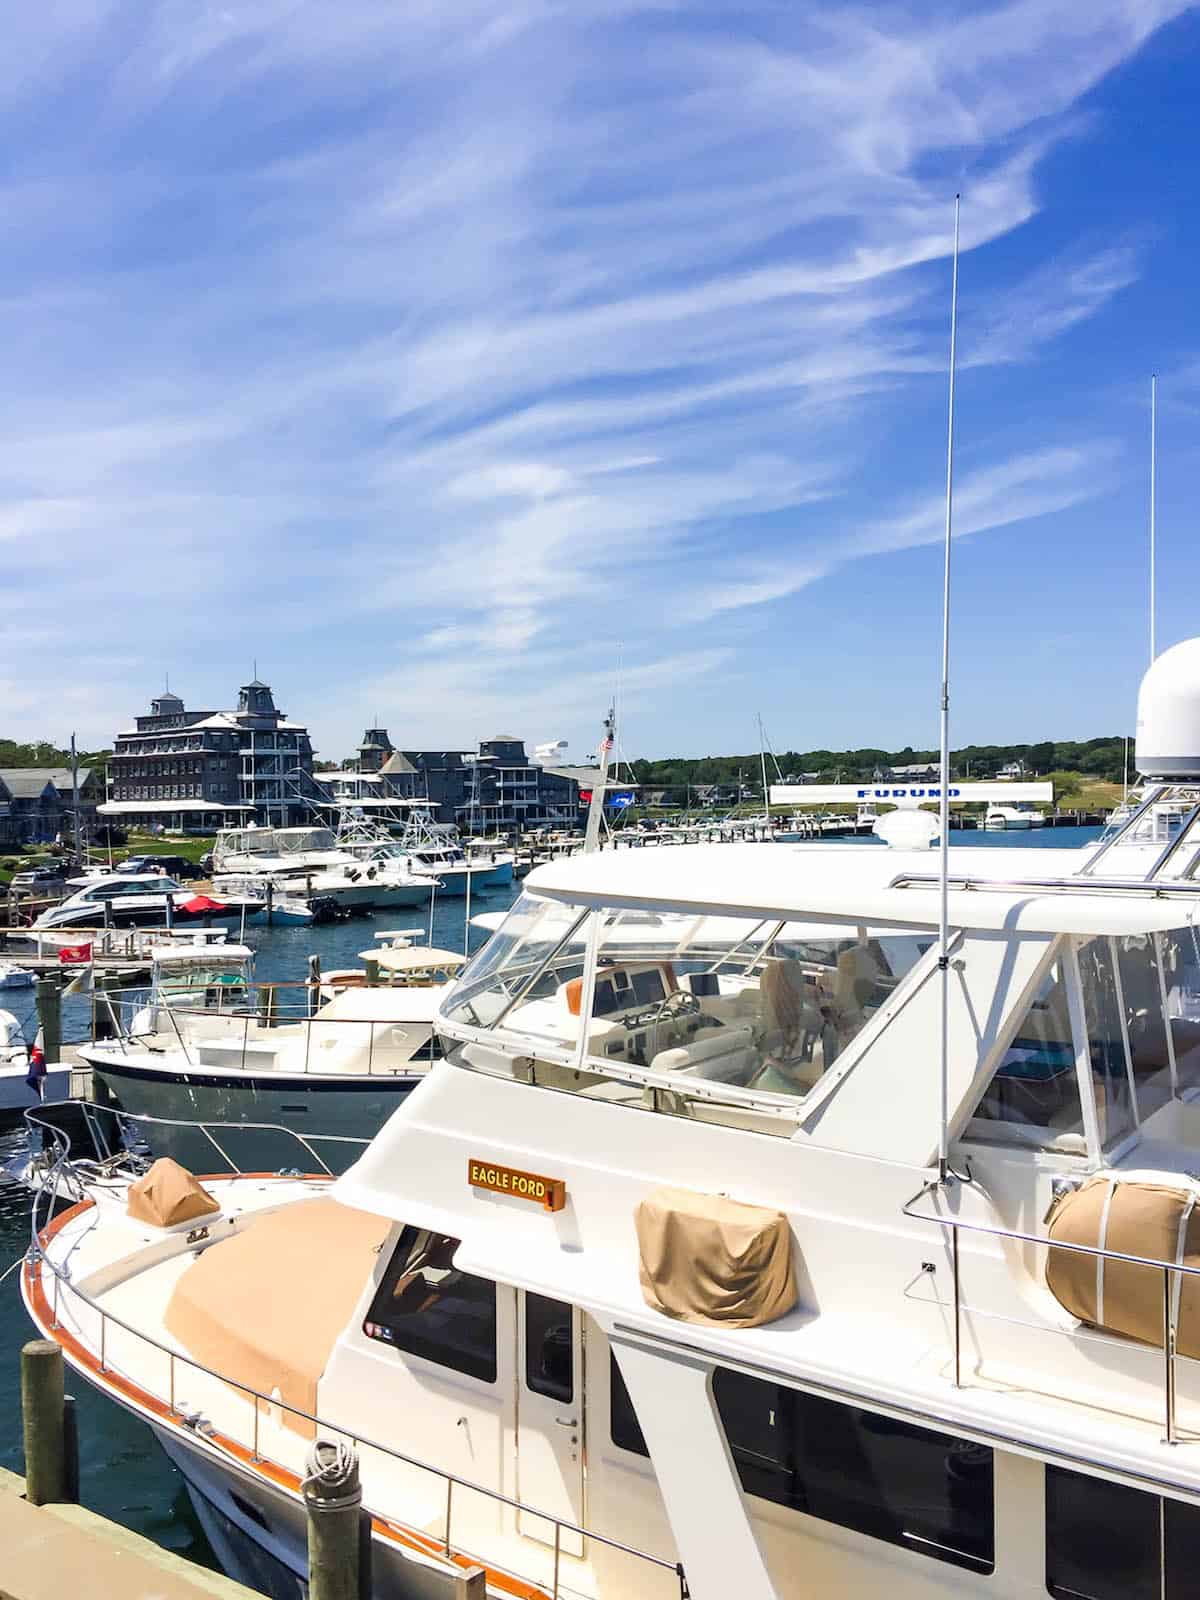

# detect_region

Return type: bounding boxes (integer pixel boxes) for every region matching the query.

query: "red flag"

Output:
[58,943,92,965]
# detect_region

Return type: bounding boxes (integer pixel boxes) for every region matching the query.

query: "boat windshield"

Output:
[441,892,935,1107]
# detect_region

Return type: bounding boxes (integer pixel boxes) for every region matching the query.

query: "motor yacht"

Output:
[33,874,266,933]
[27,642,1200,1600]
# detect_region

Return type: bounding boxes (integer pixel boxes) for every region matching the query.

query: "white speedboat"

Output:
[983,802,1045,829]
[34,874,266,933]
[0,959,34,990]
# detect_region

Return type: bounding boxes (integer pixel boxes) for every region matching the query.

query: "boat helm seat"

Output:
[650,1024,758,1085]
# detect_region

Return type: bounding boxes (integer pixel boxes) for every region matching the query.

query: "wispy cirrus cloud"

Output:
[0,0,1185,752]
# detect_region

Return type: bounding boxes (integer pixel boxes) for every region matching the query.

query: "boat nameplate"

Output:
[468,1159,566,1212]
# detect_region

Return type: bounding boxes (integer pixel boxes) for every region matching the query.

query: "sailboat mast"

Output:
[937,195,961,1184]
[758,714,770,822]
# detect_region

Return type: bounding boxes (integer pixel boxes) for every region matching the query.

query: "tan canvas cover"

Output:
[1046,1171,1200,1357]
[165,1196,391,1436]
[126,1159,220,1229]
[635,1185,798,1328]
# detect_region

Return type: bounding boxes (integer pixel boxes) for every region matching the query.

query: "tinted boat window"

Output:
[363,1227,496,1383]
[712,1370,994,1574]
[1046,1465,1200,1599]
[525,1293,573,1404]
[609,1354,649,1457]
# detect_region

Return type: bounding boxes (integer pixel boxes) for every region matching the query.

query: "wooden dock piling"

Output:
[21,1339,67,1507]
[303,1443,362,1600]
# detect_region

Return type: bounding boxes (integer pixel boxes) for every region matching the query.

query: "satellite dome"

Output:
[1136,637,1200,779]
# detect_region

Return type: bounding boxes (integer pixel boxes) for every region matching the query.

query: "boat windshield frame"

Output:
[439,891,942,1120]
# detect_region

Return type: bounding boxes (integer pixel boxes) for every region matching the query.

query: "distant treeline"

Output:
[0,740,112,769]
[626,736,1131,790]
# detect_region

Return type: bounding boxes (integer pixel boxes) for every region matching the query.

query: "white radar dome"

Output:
[1136,637,1200,779]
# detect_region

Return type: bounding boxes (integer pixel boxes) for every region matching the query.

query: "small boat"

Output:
[0,959,34,990]
[983,802,1045,830]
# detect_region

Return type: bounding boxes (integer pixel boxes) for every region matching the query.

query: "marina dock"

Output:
[0,1467,256,1600]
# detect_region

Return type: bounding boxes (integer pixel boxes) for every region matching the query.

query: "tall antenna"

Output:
[937,194,961,1184]
[1150,373,1158,664]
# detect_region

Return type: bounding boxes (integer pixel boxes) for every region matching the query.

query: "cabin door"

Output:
[517,1292,585,1557]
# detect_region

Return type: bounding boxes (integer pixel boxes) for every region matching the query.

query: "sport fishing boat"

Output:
[76,952,461,1175]
[26,641,1200,1600]
[396,806,515,896]
[212,825,432,911]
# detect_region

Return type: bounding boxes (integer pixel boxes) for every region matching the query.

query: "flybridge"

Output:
[769,782,1054,806]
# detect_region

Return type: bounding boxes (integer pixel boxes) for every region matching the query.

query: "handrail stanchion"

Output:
[553,1520,562,1600]
[952,1225,961,1388]
[368,1017,375,1078]
[1164,1265,1178,1445]
[169,1351,175,1414]
[304,1016,312,1076]
[444,1478,453,1554]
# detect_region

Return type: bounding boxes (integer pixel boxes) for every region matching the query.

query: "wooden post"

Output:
[455,1568,486,1598]
[304,1444,361,1600]
[308,954,321,1017]
[364,959,379,987]
[35,978,62,1064]
[21,1339,67,1505]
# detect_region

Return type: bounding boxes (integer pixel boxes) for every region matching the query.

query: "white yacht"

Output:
[0,1010,69,1121]
[212,825,432,911]
[34,874,266,932]
[26,640,1200,1600]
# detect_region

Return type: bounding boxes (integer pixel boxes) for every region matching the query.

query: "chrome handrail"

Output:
[92,990,441,1080]
[27,1103,368,1181]
[903,1177,1200,1444]
[24,1117,686,1599]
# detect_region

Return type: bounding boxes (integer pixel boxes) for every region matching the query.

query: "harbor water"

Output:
[0,826,1099,1570]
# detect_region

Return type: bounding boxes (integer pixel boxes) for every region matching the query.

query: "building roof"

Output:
[45,768,95,790]
[0,770,59,800]
[380,752,418,776]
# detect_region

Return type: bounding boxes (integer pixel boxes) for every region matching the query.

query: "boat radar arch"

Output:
[1135,636,1200,779]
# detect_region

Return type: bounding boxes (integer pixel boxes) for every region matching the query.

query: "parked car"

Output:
[9,866,67,893]
[115,854,203,881]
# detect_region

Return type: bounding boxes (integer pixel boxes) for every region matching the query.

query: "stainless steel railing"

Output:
[24,1110,687,1600]
[94,984,443,1079]
[903,1176,1200,1445]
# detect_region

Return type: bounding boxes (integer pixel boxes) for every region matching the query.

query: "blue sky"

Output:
[3,0,1199,764]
